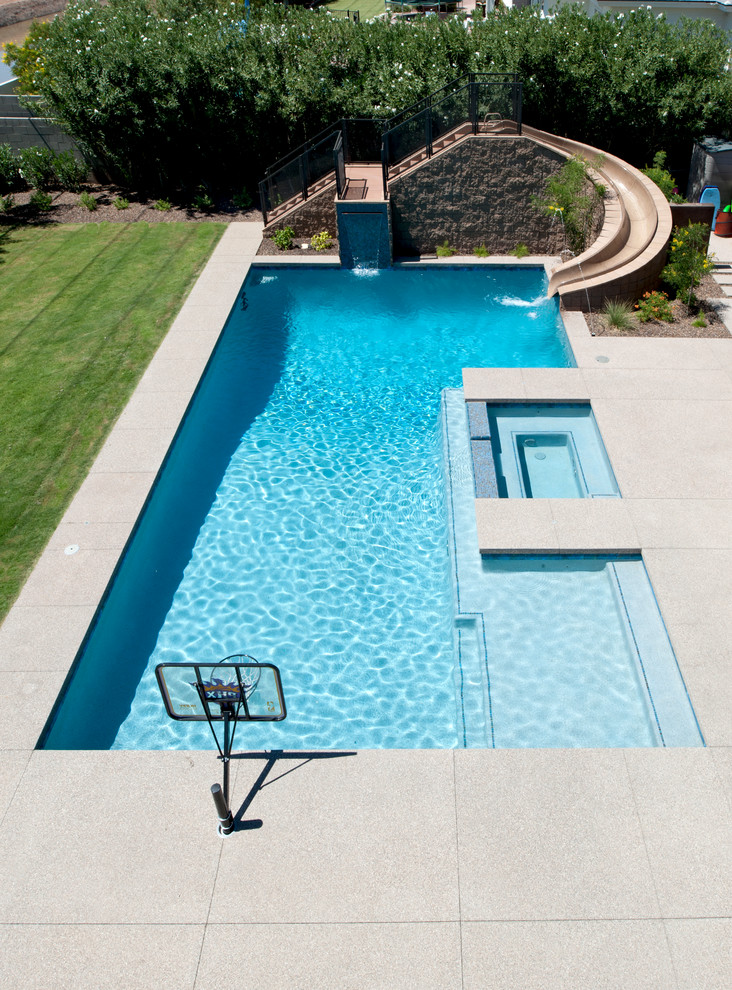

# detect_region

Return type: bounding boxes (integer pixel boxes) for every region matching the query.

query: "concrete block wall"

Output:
[0,115,80,154]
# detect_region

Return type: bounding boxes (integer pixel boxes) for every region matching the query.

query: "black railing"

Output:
[259,74,522,223]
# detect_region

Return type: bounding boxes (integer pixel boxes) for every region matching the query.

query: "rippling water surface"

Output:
[44,266,569,749]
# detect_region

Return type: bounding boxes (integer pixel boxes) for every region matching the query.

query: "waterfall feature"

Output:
[336,202,391,269]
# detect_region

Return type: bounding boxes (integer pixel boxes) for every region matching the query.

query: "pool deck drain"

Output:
[0,225,729,989]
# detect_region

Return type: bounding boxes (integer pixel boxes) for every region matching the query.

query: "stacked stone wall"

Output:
[0,0,66,28]
[390,137,579,257]
[264,184,337,240]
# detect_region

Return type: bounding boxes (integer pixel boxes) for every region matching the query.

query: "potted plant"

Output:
[714,205,732,237]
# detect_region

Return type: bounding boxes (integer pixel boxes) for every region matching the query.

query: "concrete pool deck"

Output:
[0,222,729,988]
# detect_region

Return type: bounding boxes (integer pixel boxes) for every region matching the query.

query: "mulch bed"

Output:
[0,183,263,225]
[256,234,340,257]
[584,274,730,339]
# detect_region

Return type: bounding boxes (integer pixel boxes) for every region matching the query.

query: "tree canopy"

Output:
[5,1,731,192]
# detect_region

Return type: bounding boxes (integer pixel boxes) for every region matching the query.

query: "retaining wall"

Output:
[388,137,575,257]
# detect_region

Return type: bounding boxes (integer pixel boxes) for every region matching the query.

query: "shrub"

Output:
[436,239,456,257]
[635,290,673,323]
[18,147,56,190]
[474,244,490,258]
[311,230,333,252]
[154,198,172,211]
[511,243,529,259]
[79,190,97,211]
[232,188,252,210]
[0,144,22,192]
[662,223,714,305]
[642,151,684,204]
[533,155,605,256]
[53,151,87,191]
[273,226,294,250]
[0,194,14,212]
[192,188,214,212]
[113,196,130,210]
[29,189,52,211]
[603,299,634,330]
[692,315,707,328]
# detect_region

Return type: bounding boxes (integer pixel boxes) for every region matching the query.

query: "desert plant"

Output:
[635,290,673,323]
[272,226,294,250]
[0,144,22,192]
[113,196,130,210]
[79,190,97,211]
[533,155,605,256]
[511,243,529,259]
[474,244,490,258]
[29,189,52,211]
[662,222,714,306]
[603,299,634,330]
[436,239,456,257]
[642,152,684,203]
[18,147,56,191]
[154,198,172,212]
[311,230,333,252]
[53,151,87,191]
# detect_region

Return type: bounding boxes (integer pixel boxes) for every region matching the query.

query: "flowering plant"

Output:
[662,223,714,306]
[635,290,673,323]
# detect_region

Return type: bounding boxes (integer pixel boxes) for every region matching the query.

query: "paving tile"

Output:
[474,499,558,552]
[154,329,222,362]
[548,498,640,552]
[0,752,225,923]
[0,753,30,822]
[664,919,732,990]
[704,337,732,374]
[592,400,731,499]
[581,367,732,400]
[673,661,732,748]
[462,368,525,401]
[455,750,658,920]
[519,368,589,400]
[0,670,66,749]
[624,749,732,917]
[0,924,204,990]
[209,750,459,923]
[60,471,155,524]
[136,357,209,394]
[461,920,677,990]
[570,338,722,371]
[13,547,119,608]
[197,923,461,990]
[0,605,94,672]
[45,520,132,551]
[627,499,732,549]
[642,550,732,628]
[91,427,175,474]
[711,748,732,806]
[114,390,192,429]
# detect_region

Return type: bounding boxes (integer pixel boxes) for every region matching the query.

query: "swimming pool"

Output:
[42,265,573,749]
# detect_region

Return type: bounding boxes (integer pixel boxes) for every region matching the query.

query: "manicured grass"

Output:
[0,221,225,620]
[324,0,386,21]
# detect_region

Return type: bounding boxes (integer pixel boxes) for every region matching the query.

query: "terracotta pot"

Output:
[714,211,732,237]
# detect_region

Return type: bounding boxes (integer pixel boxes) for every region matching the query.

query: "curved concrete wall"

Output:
[524,126,673,311]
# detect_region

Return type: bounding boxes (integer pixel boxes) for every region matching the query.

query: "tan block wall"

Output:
[389,137,583,257]
[0,0,67,28]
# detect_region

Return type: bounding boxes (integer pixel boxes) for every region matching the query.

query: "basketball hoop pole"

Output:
[211,707,235,836]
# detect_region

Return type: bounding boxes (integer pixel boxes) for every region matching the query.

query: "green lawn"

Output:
[0,221,225,620]
[324,0,386,22]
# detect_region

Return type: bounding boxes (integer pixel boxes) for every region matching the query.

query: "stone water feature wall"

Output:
[389,137,578,258]
[263,183,338,240]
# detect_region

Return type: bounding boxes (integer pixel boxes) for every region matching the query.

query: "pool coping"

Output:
[0,225,729,988]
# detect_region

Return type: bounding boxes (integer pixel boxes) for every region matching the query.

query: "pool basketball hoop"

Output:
[156,656,286,834]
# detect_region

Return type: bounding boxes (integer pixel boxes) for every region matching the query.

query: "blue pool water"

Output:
[43,266,572,750]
